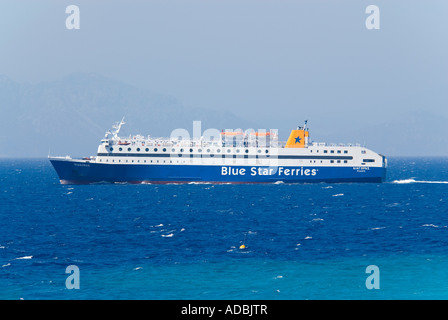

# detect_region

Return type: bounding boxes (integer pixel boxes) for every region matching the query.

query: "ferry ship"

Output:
[49,119,387,184]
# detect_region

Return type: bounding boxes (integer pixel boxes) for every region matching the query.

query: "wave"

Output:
[422,224,447,228]
[14,256,33,260]
[370,227,386,230]
[188,182,212,185]
[392,179,448,184]
[161,233,174,237]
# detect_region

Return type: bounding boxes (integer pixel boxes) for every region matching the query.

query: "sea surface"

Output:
[1,157,448,300]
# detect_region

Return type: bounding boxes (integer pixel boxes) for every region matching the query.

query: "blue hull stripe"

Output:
[50,159,386,184]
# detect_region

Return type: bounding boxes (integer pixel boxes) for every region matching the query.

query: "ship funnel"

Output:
[285,126,309,148]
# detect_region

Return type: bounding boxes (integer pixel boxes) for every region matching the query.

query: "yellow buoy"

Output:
[239,244,246,249]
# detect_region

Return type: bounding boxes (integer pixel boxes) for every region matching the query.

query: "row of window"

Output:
[99,159,182,164]
[110,147,364,155]
[311,149,349,154]
[329,159,375,163]
[330,160,348,164]
[98,158,366,164]
[110,147,270,154]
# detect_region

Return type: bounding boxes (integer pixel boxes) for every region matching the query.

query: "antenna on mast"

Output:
[111,117,126,139]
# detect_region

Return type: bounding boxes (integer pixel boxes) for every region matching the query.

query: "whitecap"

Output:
[392,179,448,184]
[304,236,312,240]
[161,233,174,237]
[15,256,33,260]
[422,224,446,228]
[188,182,212,185]
[392,178,416,184]
[386,203,401,207]
[332,193,344,197]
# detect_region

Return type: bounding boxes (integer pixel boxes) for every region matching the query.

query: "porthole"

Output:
[180,148,184,152]
[119,147,123,151]
[236,149,240,153]
[258,149,261,153]
[109,147,114,152]
[189,148,193,152]
[145,148,149,152]
[172,148,176,152]
[136,148,140,152]
[227,149,231,153]
[245,149,249,153]
[198,149,202,152]
[265,150,269,153]
[217,149,221,153]
[163,148,166,152]
[127,147,131,152]
[207,149,211,152]
[154,148,158,152]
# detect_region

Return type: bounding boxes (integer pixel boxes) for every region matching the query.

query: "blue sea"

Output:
[1,157,448,300]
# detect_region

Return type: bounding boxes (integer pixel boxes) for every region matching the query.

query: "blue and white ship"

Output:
[49,119,387,184]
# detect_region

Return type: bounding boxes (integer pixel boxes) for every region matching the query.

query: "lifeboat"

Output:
[250,132,271,137]
[220,130,244,136]
[118,141,130,145]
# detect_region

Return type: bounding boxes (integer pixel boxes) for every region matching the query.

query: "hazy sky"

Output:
[1,0,447,133]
